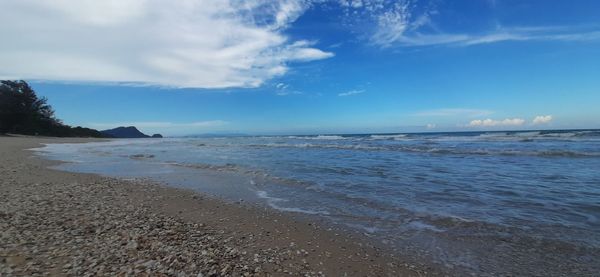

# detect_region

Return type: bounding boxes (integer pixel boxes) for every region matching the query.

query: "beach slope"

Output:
[0,136,432,276]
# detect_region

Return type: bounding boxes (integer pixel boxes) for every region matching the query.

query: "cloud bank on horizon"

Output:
[468,115,553,128]
[1,0,599,89]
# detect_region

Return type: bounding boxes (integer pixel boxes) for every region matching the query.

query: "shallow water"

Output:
[33,129,600,275]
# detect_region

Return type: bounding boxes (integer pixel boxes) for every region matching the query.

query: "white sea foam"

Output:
[407,220,445,232]
[370,134,407,140]
[253,142,382,151]
[247,142,600,157]
[255,190,330,215]
[315,135,346,140]
[285,135,346,140]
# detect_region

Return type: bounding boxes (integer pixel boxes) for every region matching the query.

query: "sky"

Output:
[1,0,599,136]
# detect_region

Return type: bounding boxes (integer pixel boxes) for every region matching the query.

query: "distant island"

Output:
[101,126,162,138]
[1,80,161,138]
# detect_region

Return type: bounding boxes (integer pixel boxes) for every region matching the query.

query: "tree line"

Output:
[0,80,106,137]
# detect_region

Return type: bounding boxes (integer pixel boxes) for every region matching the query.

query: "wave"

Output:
[129,153,155,159]
[369,134,408,140]
[248,142,383,151]
[316,135,346,140]
[161,161,242,172]
[245,142,600,158]
[540,130,600,137]
[535,150,600,158]
[285,135,347,140]
[410,147,600,158]
[279,134,409,141]
[475,130,600,142]
[255,190,330,215]
[255,130,600,143]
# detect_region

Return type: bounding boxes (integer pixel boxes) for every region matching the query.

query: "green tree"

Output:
[0,80,59,134]
[0,80,105,137]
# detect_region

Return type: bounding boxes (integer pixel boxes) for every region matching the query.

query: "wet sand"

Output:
[0,136,442,276]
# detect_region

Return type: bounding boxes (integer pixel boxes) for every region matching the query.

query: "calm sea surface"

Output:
[34,129,600,275]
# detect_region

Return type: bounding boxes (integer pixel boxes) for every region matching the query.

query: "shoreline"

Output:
[0,136,443,276]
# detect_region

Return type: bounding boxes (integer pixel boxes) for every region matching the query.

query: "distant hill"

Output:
[101,126,159,138]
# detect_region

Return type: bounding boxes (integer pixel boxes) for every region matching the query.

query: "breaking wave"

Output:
[245,142,600,158]
[369,134,408,140]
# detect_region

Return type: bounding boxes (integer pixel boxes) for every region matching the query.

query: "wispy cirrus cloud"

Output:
[376,26,600,48]
[338,89,365,97]
[0,0,333,88]
[336,0,600,48]
[273,82,303,96]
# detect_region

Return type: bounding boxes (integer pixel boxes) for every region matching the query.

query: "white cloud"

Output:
[336,0,600,48]
[275,83,289,90]
[2,0,595,89]
[426,123,436,129]
[276,90,302,96]
[372,27,600,48]
[468,118,525,127]
[414,108,494,117]
[338,89,365,97]
[532,115,553,125]
[273,82,302,96]
[370,1,414,47]
[0,0,333,88]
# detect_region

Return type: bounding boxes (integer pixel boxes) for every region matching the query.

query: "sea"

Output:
[33,129,600,275]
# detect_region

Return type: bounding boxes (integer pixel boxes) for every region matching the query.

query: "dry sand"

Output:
[0,136,443,276]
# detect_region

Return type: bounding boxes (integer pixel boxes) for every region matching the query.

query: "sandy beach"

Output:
[2,0,598,275]
[0,136,440,276]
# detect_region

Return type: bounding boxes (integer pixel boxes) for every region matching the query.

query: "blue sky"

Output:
[2,0,600,135]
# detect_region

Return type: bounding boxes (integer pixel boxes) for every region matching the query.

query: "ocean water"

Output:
[33,129,600,275]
